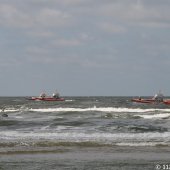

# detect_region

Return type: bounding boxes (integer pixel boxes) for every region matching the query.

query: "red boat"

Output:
[163,100,170,105]
[131,98,156,104]
[28,97,65,101]
[132,92,164,104]
[27,92,65,101]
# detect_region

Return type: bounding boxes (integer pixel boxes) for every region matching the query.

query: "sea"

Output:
[0,96,170,170]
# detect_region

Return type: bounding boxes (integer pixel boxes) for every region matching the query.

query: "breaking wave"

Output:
[2,106,170,114]
[1,131,170,147]
[29,107,170,113]
[136,113,170,119]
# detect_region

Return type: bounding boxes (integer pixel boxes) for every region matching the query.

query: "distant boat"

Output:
[131,98,156,104]
[131,91,164,104]
[27,92,65,101]
[163,99,170,105]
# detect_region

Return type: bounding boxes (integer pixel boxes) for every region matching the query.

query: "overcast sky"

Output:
[0,0,170,96]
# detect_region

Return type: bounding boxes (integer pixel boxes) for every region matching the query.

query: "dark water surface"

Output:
[0,96,170,169]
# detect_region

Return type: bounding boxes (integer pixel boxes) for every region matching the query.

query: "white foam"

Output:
[14,116,23,119]
[116,142,168,147]
[0,109,19,113]
[137,113,170,119]
[1,131,170,144]
[2,107,170,114]
[65,100,74,102]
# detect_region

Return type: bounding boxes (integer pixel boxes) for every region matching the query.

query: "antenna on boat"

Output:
[153,90,164,102]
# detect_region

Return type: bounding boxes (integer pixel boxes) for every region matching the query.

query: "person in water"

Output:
[1,107,8,117]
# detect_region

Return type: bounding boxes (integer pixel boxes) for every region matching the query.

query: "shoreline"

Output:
[0,145,170,156]
[0,146,170,170]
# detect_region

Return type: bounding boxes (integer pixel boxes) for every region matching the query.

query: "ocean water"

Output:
[0,96,170,170]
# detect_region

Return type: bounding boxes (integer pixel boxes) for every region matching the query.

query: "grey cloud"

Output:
[99,0,170,28]
[0,0,170,95]
[0,2,73,29]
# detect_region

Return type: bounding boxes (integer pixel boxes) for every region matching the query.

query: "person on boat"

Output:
[52,92,60,98]
[153,91,164,102]
[40,92,46,98]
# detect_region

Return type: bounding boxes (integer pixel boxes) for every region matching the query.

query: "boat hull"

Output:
[163,100,170,105]
[131,98,156,104]
[27,97,65,101]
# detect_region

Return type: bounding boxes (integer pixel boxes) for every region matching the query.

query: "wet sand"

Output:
[0,146,170,170]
